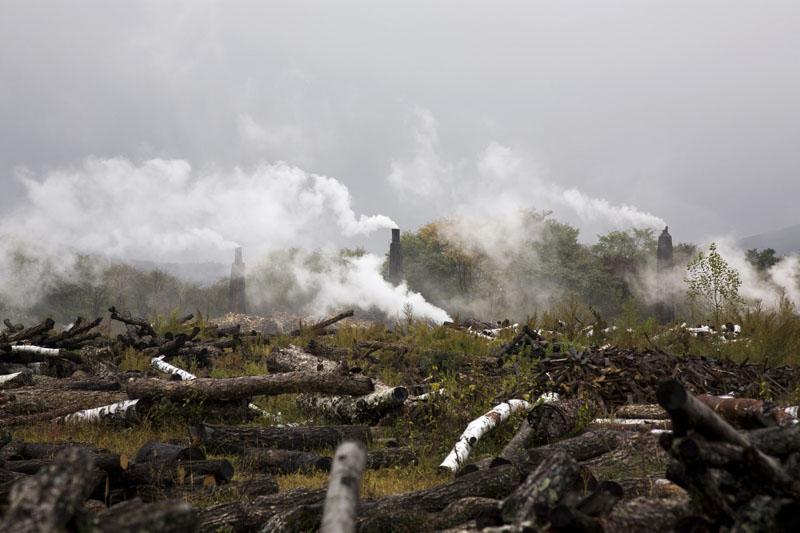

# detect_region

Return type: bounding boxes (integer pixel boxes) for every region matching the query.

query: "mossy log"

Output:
[188,423,373,453]
[127,372,373,402]
[500,450,583,524]
[526,398,588,445]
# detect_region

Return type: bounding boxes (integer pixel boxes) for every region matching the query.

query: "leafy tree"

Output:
[685,243,744,326]
[745,248,781,272]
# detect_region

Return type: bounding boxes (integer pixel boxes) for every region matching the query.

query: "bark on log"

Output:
[120,458,234,487]
[500,451,582,524]
[127,372,373,402]
[135,475,279,503]
[365,448,418,469]
[42,317,102,347]
[4,451,127,476]
[0,371,33,390]
[320,441,366,533]
[439,399,531,473]
[296,386,408,425]
[84,498,199,533]
[746,423,800,457]
[0,447,95,533]
[595,495,692,532]
[614,403,669,420]
[61,399,143,424]
[151,356,197,381]
[526,398,588,445]
[243,448,333,475]
[267,345,343,374]
[290,310,354,337]
[135,440,206,463]
[188,423,373,453]
[197,487,326,533]
[5,318,55,344]
[108,307,157,337]
[0,468,26,501]
[697,394,796,428]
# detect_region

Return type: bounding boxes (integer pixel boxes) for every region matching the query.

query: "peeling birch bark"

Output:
[439,399,531,473]
[61,399,141,424]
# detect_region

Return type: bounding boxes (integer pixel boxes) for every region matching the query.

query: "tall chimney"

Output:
[388,228,403,286]
[228,247,246,314]
[657,227,674,324]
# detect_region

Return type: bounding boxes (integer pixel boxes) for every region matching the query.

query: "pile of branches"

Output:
[526,345,798,408]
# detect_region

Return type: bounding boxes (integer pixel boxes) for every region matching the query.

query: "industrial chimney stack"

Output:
[388,228,403,286]
[228,247,246,314]
[657,227,674,324]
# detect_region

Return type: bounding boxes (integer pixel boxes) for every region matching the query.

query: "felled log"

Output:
[746,423,800,457]
[120,458,234,487]
[151,356,196,381]
[597,495,692,532]
[526,398,588,445]
[61,399,144,424]
[500,451,582,524]
[135,440,206,463]
[243,448,332,475]
[197,487,326,533]
[2,319,23,333]
[0,371,33,390]
[290,310,354,337]
[4,345,82,365]
[143,334,187,359]
[439,399,531,473]
[296,386,408,425]
[108,306,157,337]
[127,372,373,402]
[0,383,129,424]
[365,448,418,469]
[42,317,102,347]
[4,318,55,344]
[83,497,199,533]
[4,450,127,476]
[189,423,373,453]
[697,394,796,428]
[266,345,343,374]
[135,474,279,503]
[0,447,95,532]
[0,468,26,501]
[321,441,366,533]
[614,403,669,419]
[491,428,629,476]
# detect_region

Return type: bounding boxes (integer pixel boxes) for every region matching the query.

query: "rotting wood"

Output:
[320,441,366,533]
[189,423,373,454]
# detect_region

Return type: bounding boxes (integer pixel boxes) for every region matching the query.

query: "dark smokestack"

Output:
[228,247,246,314]
[657,227,674,324]
[388,228,403,286]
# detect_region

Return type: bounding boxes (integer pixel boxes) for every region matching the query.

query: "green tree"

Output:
[684,243,744,326]
[745,248,781,272]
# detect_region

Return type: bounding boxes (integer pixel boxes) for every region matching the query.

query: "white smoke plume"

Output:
[0,156,457,324]
[2,157,396,264]
[387,109,666,246]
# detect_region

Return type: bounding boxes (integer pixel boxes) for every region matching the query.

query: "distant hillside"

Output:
[740,223,800,256]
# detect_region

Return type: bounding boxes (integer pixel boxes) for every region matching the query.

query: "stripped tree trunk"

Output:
[439,399,531,473]
[320,441,366,533]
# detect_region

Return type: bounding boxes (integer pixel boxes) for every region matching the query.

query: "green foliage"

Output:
[745,247,781,272]
[685,243,744,326]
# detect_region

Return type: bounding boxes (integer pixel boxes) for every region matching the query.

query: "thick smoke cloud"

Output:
[3,157,395,263]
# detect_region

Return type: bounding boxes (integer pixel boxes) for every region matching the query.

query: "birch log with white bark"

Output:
[0,371,33,390]
[151,356,197,381]
[439,399,531,473]
[296,385,408,425]
[61,399,142,424]
[320,441,366,533]
[10,345,61,355]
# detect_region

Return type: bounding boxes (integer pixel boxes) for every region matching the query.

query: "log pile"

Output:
[527,345,799,408]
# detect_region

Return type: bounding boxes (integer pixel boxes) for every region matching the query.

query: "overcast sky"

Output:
[1,1,799,260]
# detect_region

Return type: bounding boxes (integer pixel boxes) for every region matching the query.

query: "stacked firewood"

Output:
[657,379,800,531]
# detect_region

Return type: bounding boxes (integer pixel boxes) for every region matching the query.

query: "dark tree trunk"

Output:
[189,423,373,454]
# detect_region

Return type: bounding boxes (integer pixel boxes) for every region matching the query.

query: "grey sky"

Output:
[1,0,799,257]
